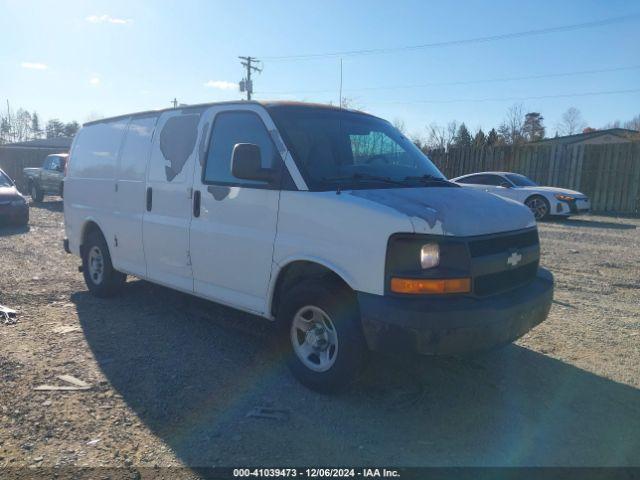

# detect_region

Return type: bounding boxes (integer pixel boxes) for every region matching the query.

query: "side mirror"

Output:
[499,182,511,188]
[231,143,275,183]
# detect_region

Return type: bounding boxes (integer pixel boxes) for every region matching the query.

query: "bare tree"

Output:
[558,107,586,136]
[498,103,525,145]
[624,114,640,131]
[392,118,407,134]
[426,121,458,151]
[0,106,35,144]
[339,96,363,110]
[410,132,427,152]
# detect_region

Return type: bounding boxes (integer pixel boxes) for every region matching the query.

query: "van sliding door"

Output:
[142,109,203,292]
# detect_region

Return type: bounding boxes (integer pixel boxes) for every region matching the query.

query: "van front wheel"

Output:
[82,231,126,298]
[279,280,368,393]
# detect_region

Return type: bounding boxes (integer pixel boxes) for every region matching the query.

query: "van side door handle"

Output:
[193,190,201,218]
[146,187,153,211]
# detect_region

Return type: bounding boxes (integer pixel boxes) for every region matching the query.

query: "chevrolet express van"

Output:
[64,101,553,392]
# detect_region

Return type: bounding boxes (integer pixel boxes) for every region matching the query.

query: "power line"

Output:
[368,87,640,105]
[261,13,640,61]
[256,64,640,96]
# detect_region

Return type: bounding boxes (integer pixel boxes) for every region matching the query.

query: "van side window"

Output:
[119,116,157,181]
[203,111,279,185]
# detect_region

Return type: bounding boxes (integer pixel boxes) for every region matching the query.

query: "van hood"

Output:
[349,187,535,236]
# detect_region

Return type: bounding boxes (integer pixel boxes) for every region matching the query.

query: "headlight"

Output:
[420,243,440,269]
[555,194,574,201]
[10,197,26,206]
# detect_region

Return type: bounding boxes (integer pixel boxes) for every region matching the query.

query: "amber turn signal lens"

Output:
[390,277,471,294]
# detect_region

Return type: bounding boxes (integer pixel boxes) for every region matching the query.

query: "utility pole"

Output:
[238,56,262,101]
[339,58,343,108]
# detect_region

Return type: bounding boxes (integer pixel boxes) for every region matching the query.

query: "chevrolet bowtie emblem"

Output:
[507,251,522,267]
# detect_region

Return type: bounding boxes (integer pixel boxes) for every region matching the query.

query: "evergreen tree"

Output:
[31,112,43,139]
[473,129,486,147]
[486,128,499,146]
[453,123,472,147]
[63,121,80,137]
[46,119,66,138]
[523,112,545,142]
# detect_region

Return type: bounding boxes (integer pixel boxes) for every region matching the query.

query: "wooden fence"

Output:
[428,141,640,214]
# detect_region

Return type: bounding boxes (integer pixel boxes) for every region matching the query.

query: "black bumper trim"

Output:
[358,268,553,355]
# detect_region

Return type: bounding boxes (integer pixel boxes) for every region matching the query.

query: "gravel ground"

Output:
[1,199,639,472]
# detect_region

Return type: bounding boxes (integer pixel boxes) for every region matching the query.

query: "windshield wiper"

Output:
[404,174,457,186]
[322,172,408,188]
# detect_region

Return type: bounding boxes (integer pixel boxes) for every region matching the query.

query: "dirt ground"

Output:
[1,199,639,471]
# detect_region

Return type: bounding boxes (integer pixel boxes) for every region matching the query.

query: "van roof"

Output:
[83,101,372,127]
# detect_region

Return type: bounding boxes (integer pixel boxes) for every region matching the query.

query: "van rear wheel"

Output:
[82,230,126,298]
[278,280,368,393]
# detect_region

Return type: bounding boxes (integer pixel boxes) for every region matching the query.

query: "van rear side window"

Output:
[71,120,128,178]
[203,111,279,186]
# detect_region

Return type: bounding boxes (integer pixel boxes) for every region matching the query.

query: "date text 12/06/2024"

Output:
[233,468,400,478]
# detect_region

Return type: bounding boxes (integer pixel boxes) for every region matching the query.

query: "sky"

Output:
[1,0,639,137]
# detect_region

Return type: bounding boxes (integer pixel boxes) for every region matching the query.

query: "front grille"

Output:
[474,261,538,296]
[468,229,538,258]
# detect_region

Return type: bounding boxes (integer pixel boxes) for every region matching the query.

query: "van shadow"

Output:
[547,217,636,230]
[29,199,63,212]
[73,281,640,467]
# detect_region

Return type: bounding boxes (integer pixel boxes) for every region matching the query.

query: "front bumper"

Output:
[0,204,29,225]
[554,197,590,216]
[358,268,553,355]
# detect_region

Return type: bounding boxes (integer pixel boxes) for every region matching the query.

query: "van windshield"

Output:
[267,106,448,191]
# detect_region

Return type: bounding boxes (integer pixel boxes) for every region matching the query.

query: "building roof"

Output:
[535,128,639,145]
[1,137,74,149]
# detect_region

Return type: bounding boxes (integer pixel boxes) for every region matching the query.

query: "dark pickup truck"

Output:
[23,153,68,202]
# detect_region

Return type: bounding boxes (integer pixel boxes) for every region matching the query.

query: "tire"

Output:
[82,230,126,298]
[278,279,368,393]
[18,209,29,226]
[30,183,44,203]
[525,195,550,221]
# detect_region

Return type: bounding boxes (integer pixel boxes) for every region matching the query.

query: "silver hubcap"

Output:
[290,305,338,372]
[527,198,548,220]
[88,246,104,285]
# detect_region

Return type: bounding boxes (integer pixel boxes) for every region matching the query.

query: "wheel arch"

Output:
[268,258,356,319]
[79,218,108,258]
[524,193,550,204]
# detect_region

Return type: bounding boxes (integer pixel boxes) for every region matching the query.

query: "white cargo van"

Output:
[64,101,553,391]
